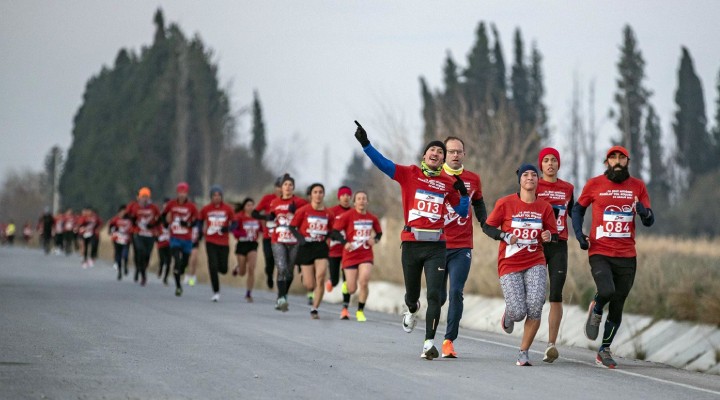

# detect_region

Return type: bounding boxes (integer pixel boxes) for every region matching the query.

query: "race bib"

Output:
[207,215,227,236]
[408,189,444,222]
[596,207,632,239]
[306,216,328,241]
[554,205,566,232]
[275,226,295,243]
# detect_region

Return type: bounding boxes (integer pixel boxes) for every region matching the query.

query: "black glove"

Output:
[577,234,589,250]
[354,120,370,147]
[453,175,468,196]
[636,202,649,218]
[267,212,276,221]
[220,226,229,233]
[297,236,306,246]
[288,202,296,213]
[179,220,190,227]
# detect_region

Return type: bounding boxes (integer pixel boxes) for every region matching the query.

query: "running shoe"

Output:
[163,278,168,286]
[585,300,603,340]
[543,344,559,363]
[402,302,420,333]
[175,287,183,297]
[442,339,457,358]
[188,276,196,287]
[501,311,514,334]
[245,295,253,303]
[88,259,94,268]
[183,275,190,284]
[516,350,532,366]
[340,308,350,320]
[276,297,288,312]
[420,340,439,360]
[140,276,147,286]
[113,263,118,270]
[310,310,319,319]
[307,292,314,305]
[266,275,274,289]
[356,310,366,322]
[81,261,88,269]
[341,281,349,295]
[212,293,220,302]
[596,348,617,369]
[325,279,333,293]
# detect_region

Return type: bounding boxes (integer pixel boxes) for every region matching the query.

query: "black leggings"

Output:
[133,235,155,282]
[589,255,636,347]
[82,235,99,261]
[544,241,568,302]
[328,256,346,287]
[401,241,446,341]
[262,238,274,278]
[157,246,172,280]
[113,242,129,278]
[206,242,229,293]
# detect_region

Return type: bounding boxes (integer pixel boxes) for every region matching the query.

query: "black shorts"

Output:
[295,241,329,266]
[235,241,259,256]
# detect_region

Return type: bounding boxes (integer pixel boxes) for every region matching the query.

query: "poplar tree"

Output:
[614,25,650,178]
[673,47,711,182]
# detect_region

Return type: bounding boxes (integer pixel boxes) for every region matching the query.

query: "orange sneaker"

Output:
[340,307,350,320]
[325,279,333,293]
[442,339,457,358]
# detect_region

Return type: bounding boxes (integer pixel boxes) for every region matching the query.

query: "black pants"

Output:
[63,232,75,255]
[328,256,345,287]
[82,235,99,261]
[262,238,274,278]
[206,243,229,293]
[401,241,446,341]
[589,255,636,347]
[172,243,192,290]
[114,242,129,279]
[132,235,155,282]
[157,246,172,281]
[42,234,52,254]
[544,241,568,302]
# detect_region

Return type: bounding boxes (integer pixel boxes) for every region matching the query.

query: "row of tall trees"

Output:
[58,9,273,218]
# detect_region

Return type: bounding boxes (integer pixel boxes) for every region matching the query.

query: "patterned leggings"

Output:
[499,264,547,321]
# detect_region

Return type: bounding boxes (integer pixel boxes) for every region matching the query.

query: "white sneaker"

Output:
[113,263,118,270]
[275,297,288,312]
[543,344,559,363]
[88,259,94,268]
[211,293,220,302]
[420,339,439,360]
[81,261,88,269]
[402,302,419,333]
[183,275,190,284]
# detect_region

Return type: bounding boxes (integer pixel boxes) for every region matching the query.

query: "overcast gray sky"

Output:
[2,1,719,190]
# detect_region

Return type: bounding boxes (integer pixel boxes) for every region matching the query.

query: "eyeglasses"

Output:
[446,150,464,155]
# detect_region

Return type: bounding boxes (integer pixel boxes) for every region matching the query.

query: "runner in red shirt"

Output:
[484,163,557,366]
[572,146,654,369]
[163,182,199,297]
[326,186,353,304]
[262,174,308,311]
[536,147,575,363]
[289,183,334,319]
[126,187,161,286]
[330,191,382,322]
[108,204,133,280]
[199,185,235,302]
[53,212,64,254]
[354,120,469,360]
[77,206,103,268]
[155,198,172,286]
[252,177,282,289]
[233,198,261,302]
[438,136,486,359]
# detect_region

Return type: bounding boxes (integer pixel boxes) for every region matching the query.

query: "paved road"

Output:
[1,247,719,400]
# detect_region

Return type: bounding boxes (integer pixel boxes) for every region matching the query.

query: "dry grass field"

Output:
[74,221,719,326]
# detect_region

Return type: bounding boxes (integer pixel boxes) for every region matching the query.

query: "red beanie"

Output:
[538,147,560,170]
[337,186,352,199]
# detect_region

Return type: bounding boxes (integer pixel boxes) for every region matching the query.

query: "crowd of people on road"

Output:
[19,122,654,369]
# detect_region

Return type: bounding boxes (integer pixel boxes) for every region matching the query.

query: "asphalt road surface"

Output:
[1,246,719,400]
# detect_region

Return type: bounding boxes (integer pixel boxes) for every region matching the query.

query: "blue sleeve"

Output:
[571,202,587,240]
[363,144,396,179]
[455,196,469,218]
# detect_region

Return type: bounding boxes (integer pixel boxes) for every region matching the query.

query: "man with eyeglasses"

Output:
[437,136,486,358]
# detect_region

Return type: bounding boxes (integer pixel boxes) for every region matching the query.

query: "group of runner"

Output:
[32,206,104,268]
[353,120,653,368]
